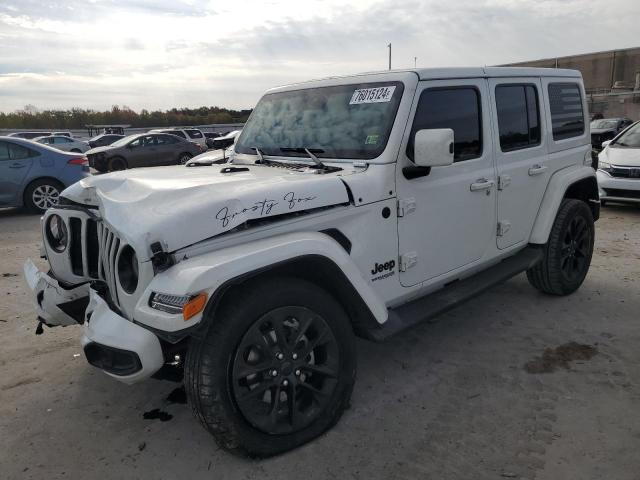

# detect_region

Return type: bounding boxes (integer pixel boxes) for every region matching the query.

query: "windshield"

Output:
[611,122,640,147]
[235,81,404,160]
[109,135,138,147]
[591,120,618,129]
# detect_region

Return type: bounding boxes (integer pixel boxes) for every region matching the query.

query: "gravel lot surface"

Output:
[1,205,639,480]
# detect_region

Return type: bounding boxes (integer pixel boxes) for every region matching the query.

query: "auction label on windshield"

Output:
[350,86,396,105]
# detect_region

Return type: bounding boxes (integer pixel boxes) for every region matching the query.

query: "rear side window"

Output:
[548,83,584,140]
[495,84,541,151]
[8,142,36,159]
[170,130,187,138]
[408,87,482,162]
[186,129,203,138]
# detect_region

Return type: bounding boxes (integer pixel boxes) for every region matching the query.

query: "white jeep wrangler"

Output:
[25,67,598,456]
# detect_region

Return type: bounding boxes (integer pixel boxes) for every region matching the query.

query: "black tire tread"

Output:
[527,199,594,295]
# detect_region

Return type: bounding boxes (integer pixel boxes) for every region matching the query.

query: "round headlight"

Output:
[46,214,68,253]
[117,245,138,294]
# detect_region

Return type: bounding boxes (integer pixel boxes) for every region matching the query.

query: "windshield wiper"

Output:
[279,147,327,170]
[252,147,265,164]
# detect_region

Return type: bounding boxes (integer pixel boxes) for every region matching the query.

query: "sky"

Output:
[0,0,639,113]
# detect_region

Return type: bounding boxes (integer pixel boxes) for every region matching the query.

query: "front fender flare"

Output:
[134,231,388,333]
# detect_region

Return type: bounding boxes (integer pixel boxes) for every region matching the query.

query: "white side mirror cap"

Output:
[601,140,611,149]
[414,128,454,167]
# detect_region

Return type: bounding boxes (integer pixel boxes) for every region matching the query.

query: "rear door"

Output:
[488,78,549,249]
[0,141,34,206]
[155,135,181,165]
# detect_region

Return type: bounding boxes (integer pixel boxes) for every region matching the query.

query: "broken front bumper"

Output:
[24,259,164,384]
[23,258,90,328]
[81,290,164,384]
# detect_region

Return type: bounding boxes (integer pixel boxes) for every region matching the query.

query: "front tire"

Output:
[527,199,595,295]
[184,277,356,457]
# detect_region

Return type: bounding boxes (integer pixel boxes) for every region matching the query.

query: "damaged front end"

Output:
[23,259,90,333]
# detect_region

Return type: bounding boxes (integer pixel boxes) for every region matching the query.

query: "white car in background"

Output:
[35,135,90,153]
[597,120,640,205]
[185,130,242,166]
[148,128,207,148]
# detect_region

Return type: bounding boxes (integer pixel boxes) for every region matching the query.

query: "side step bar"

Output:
[366,247,543,342]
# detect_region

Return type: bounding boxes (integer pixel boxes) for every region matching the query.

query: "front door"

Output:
[488,78,549,249]
[397,79,497,286]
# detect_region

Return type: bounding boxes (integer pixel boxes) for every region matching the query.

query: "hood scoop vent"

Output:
[220,166,250,174]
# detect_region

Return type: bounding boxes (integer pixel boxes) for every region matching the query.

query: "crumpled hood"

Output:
[600,146,640,167]
[62,165,350,260]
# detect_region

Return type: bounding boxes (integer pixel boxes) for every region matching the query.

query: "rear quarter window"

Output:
[186,129,203,138]
[548,83,585,141]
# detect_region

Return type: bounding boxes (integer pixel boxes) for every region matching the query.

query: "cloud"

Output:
[0,0,638,112]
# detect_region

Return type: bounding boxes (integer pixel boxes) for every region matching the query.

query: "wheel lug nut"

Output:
[282,379,289,387]
[295,369,301,376]
[292,353,298,360]
[276,353,284,360]
[271,369,278,377]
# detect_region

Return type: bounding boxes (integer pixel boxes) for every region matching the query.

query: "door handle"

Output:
[528,164,548,176]
[9,163,26,169]
[470,178,494,192]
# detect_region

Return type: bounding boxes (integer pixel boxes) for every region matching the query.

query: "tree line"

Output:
[0,105,252,129]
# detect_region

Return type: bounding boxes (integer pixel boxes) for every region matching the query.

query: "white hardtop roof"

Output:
[271,66,581,93]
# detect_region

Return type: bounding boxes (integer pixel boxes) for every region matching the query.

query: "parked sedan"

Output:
[86,133,203,172]
[597,120,640,205]
[591,118,634,150]
[35,135,90,153]
[0,136,90,212]
[149,128,207,148]
[88,133,125,148]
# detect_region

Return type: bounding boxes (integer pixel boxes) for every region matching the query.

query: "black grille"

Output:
[69,217,83,276]
[86,219,99,278]
[603,188,640,199]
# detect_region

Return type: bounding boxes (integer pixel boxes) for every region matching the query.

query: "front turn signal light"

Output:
[182,293,208,321]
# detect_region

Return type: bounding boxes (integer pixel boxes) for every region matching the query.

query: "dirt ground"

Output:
[1,205,639,480]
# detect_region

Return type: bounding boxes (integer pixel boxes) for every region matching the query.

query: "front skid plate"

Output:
[23,258,90,327]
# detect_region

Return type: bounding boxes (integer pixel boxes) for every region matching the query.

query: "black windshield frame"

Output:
[235,81,405,160]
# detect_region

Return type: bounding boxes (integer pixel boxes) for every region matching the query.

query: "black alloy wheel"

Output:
[559,214,592,284]
[231,306,340,435]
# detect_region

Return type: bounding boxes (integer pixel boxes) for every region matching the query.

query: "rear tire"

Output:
[527,199,594,295]
[184,277,356,457]
[24,178,64,213]
[108,157,127,171]
[178,152,192,165]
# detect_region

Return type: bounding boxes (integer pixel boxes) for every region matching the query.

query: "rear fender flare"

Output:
[529,165,598,244]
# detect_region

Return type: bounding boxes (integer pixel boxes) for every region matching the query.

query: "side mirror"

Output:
[414,128,454,167]
[601,140,611,149]
[212,137,235,150]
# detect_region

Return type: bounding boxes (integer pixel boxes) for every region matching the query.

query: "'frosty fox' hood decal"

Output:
[62,164,350,260]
